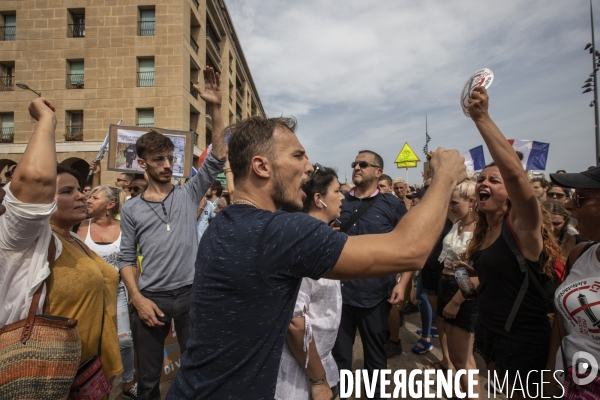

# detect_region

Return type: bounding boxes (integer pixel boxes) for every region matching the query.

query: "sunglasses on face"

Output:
[351,161,381,169]
[572,191,600,208]
[548,192,565,199]
[131,186,143,192]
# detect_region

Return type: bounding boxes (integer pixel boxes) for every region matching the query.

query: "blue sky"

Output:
[227,0,597,184]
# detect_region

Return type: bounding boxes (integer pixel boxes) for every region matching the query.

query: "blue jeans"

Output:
[415,276,436,338]
[117,284,135,383]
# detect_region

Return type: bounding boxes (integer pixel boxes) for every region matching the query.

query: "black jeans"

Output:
[131,285,192,400]
[332,299,391,400]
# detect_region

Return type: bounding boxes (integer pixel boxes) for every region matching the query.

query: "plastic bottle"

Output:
[454,265,477,300]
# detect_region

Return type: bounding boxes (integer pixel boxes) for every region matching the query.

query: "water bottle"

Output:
[454,265,477,300]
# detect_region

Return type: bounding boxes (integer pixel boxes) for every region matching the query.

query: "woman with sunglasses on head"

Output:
[275,164,345,400]
[461,87,561,399]
[544,168,600,397]
[77,185,137,399]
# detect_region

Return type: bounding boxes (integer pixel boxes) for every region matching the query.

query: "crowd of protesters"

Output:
[1,68,600,400]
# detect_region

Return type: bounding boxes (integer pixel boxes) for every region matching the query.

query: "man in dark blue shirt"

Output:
[332,150,407,400]
[167,116,467,400]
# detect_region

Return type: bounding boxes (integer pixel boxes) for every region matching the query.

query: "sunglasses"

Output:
[115,178,128,183]
[131,186,143,192]
[351,161,381,169]
[149,156,175,165]
[547,192,565,199]
[311,163,323,180]
[572,192,600,208]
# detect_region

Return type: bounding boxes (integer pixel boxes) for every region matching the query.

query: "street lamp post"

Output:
[15,82,41,97]
[584,0,600,166]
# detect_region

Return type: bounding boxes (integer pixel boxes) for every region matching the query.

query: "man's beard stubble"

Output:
[272,170,304,213]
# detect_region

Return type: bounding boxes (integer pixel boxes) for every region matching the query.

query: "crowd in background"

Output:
[1,70,600,400]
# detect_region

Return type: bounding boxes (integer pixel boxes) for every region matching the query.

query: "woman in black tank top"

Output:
[461,87,558,399]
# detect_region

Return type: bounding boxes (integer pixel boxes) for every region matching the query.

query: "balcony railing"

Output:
[67,24,85,38]
[192,0,199,9]
[190,82,198,99]
[138,20,155,36]
[193,131,199,144]
[137,123,154,127]
[65,125,83,141]
[137,71,155,87]
[66,74,84,89]
[1,127,14,142]
[205,103,211,115]
[206,24,220,53]
[236,112,242,122]
[0,26,16,41]
[190,36,199,53]
[0,75,14,91]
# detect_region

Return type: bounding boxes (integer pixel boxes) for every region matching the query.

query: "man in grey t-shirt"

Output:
[118,67,226,400]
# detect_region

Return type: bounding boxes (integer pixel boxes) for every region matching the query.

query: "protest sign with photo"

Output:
[106,125,194,178]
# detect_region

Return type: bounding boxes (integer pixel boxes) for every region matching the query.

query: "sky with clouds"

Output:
[226,0,598,184]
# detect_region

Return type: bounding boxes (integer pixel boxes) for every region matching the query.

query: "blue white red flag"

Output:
[462,145,486,172]
[508,140,550,171]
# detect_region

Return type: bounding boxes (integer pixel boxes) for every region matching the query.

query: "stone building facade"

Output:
[0,0,263,185]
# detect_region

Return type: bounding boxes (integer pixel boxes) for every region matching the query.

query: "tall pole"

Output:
[591,0,600,165]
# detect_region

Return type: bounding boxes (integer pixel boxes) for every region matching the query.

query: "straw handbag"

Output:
[0,239,81,399]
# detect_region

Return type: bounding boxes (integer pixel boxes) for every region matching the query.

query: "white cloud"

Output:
[227,0,596,182]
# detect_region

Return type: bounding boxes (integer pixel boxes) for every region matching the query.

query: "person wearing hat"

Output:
[406,188,426,207]
[545,166,600,397]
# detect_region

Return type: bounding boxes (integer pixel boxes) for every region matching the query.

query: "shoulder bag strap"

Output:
[502,219,553,332]
[20,236,57,344]
[340,194,379,233]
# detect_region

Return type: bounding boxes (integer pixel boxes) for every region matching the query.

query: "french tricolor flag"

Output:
[462,145,486,172]
[508,140,550,171]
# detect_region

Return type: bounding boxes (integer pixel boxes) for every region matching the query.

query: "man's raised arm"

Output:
[326,148,466,279]
[10,98,57,204]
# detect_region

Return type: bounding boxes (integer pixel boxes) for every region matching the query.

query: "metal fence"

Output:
[138,21,155,36]
[66,74,84,89]
[67,24,85,38]
[190,82,198,99]
[137,71,155,87]
[206,24,220,52]
[0,75,14,91]
[0,26,16,41]
[190,36,199,53]
[1,127,14,142]
[65,126,83,141]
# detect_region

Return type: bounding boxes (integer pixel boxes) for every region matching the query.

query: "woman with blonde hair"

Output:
[436,174,479,398]
[77,185,137,399]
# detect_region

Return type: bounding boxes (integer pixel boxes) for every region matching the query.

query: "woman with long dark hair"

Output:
[542,200,577,261]
[461,87,561,398]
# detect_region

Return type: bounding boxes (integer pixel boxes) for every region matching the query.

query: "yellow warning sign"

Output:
[395,142,420,169]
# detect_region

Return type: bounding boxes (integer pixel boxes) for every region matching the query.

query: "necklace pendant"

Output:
[167,223,171,231]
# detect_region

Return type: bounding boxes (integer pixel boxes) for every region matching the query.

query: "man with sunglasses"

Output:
[332,151,408,398]
[129,178,148,198]
[115,173,134,191]
[117,66,227,400]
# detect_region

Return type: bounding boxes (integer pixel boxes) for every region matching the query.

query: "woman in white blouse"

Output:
[275,164,345,400]
[437,175,480,398]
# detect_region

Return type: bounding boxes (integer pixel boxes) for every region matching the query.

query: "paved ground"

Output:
[109,312,507,399]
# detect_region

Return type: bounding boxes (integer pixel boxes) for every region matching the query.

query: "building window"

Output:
[0,62,14,91]
[68,10,85,38]
[205,126,212,147]
[137,109,154,127]
[138,58,155,87]
[138,8,155,36]
[1,112,14,142]
[66,111,83,141]
[206,20,220,53]
[66,60,84,89]
[1,13,16,41]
